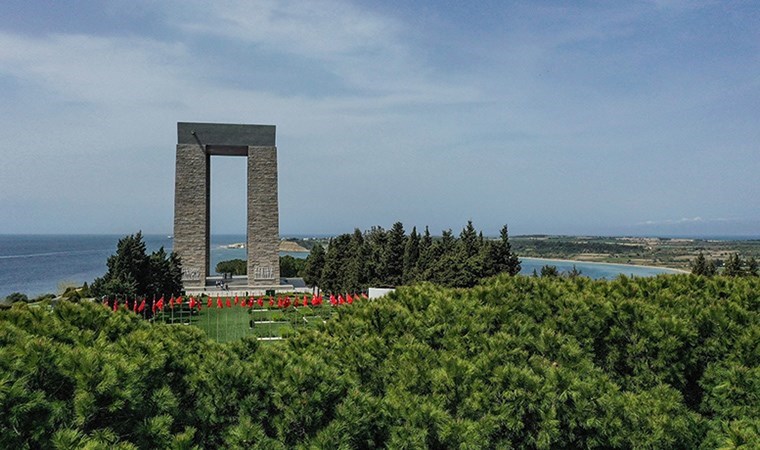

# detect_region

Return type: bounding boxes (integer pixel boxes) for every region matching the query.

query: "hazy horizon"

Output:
[1,231,758,240]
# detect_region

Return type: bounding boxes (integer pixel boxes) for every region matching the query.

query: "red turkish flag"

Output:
[169,296,175,308]
[189,297,196,309]
[347,293,353,304]
[138,299,146,312]
[338,295,345,305]
[207,297,212,308]
[258,297,264,307]
[234,296,239,305]
[113,299,118,311]
[329,294,337,306]
[226,298,232,308]
[268,297,274,307]
[217,296,223,308]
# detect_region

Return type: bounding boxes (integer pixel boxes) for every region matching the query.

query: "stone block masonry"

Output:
[247,146,280,284]
[173,123,279,288]
[173,143,209,288]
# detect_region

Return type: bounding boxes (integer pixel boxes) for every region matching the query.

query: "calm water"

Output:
[519,258,682,279]
[0,234,680,298]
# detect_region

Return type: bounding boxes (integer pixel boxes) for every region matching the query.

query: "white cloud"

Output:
[168,0,479,103]
[0,32,190,106]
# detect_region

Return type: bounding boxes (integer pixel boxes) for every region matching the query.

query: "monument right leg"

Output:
[173,143,210,289]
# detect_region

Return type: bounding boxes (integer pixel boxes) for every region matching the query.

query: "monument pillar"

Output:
[173,122,279,289]
[247,146,280,285]
[173,142,210,288]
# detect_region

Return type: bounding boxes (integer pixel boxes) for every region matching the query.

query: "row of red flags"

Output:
[103,292,368,314]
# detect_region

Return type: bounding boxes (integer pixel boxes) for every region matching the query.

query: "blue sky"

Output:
[1,0,758,237]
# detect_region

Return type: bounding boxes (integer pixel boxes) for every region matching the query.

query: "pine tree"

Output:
[540,265,559,277]
[402,226,420,284]
[746,257,759,276]
[321,235,352,293]
[382,222,406,286]
[458,220,479,259]
[706,259,717,276]
[456,221,484,287]
[416,226,434,277]
[427,229,460,286]
[692,251,718,276]
[364,226,387,286]
[493,224,521,276]
[691,252,710,276]
[566,265,583,278]
[303,243,326,289]
[92,232,181,299]
[345,229,367,292]
[145,247,183,298]
[723,253,744,277]
[478,238,496,279]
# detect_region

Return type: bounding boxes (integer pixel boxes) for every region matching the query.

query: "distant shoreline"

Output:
[520,256,689,274]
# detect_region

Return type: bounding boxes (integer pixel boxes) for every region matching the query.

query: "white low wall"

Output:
[368,288,395,299]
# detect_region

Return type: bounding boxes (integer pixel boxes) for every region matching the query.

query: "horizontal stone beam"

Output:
[178,122,275,147]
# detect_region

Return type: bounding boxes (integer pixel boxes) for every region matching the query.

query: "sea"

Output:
[0,234,682,298]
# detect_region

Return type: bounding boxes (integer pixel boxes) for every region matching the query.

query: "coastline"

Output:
[520,256,689,274]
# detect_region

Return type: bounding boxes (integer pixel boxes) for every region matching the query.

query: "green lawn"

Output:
[155,305,337,342]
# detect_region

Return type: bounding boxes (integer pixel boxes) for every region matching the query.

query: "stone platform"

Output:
[184,284,297,297]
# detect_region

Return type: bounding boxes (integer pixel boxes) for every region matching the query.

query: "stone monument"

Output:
[173,122,280,289]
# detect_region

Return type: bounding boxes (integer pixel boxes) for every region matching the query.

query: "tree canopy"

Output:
[308,221,521,292]
[91,232,182,299]
[1,274,757,448]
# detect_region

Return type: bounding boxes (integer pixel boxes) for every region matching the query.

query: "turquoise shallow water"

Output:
[0,234,679,298]
[518,257,682,279]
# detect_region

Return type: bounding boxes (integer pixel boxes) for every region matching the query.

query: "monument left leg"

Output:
[173,143,210,288]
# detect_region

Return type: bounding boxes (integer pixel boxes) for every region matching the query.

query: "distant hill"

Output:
[279,240,308,252]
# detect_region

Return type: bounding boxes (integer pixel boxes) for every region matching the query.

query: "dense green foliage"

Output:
[3,292,29,304]
[693,252,759,277]
[216,258,247,276]
[1,274,757,448]
[723,253,759,277]
[691,252,718,276]
[303,243,326,287]
[91,232,183,300]
[314,221,520,292]
[279,255,306,278]
[215,257,307,278]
